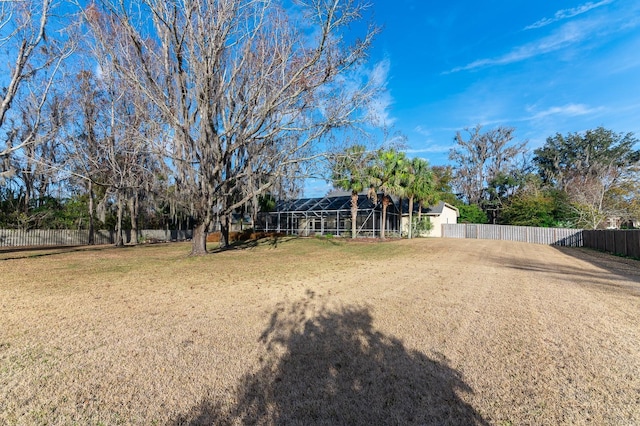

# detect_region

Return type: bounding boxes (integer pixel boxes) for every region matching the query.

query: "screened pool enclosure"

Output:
[256,192,400,237]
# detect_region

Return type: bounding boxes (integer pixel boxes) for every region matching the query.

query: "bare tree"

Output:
[82,0,378,254]
[66,69,109,243]
[561,159,639,229]
[66,64,166,245]
[565,165,621,229]
[449,125,527,222]
[10,90,68,224]
[533,127,639,229]
[101,70,164,246]
[0,0,74,182]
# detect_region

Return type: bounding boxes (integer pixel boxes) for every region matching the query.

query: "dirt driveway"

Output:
[1,238,639,425]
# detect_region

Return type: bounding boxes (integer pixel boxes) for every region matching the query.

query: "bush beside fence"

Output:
[442,224,584,247]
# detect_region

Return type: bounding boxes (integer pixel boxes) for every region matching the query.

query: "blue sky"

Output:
[305,0,640,196]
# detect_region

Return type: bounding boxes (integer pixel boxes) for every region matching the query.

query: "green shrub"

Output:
[458,204,488,224]
[315,233,335,240]
[412,216,433,237]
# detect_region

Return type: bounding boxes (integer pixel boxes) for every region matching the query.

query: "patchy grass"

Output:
[1,237,639,425]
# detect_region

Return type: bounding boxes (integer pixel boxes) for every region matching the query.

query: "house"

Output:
[256,191,401,237]
[400,200,459,237]
[606,216,639,230]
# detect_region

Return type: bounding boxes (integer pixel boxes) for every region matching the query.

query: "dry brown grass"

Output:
[1,237,639,425]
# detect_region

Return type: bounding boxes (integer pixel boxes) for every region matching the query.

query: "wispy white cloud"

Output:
[369,58,390,87]
[525,0,614,30]
[445,2,638,74]
[366,58,396,127]
[526,103,602,120]
[319,58,395,129]
[95,64,104,80]
[447,21,593,73]
[382,132,409,149]
[405,145,452,154]
[414,125,432,137]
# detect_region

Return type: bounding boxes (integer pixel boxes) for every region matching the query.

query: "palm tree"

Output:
[370,149,410,240]
[331,145,375,238]
[406,158,435,238]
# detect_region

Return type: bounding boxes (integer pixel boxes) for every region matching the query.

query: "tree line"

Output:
[2,2,638,255]
[449,125,639,230]
[0,0,381,254]
[331,125,639,235]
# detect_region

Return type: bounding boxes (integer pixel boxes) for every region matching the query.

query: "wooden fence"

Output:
[582,230,640,259]
[442,224,584,247]
[0,229,193,247]
[6,226,638,257]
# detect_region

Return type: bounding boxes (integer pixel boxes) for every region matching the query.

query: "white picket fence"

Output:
[442,224,583,247]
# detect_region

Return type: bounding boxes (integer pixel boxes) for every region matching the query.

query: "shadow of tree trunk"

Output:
[171,291,487,425]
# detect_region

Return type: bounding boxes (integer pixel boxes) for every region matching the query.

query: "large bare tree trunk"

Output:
[115,192,124,247]
[22,179,31,215]
[219,214,231,249]
[351,191,358,239]
[88,180,95,245]
[128,193,138,245]
[252,194,258,230]
[191,222,208,255]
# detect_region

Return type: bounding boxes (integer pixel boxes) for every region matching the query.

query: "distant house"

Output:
[255,191,459,238]
[256,190,401,237]
[400,200,460,237]
[606,216,639,229]
[605,216,623,229]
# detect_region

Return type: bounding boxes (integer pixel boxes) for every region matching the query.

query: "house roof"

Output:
[271,192,399,214]
[326,190,458,216]
[399,200,460,217]
[268,192,460,217]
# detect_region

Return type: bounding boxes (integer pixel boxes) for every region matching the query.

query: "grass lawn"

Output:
[1,237,639,425]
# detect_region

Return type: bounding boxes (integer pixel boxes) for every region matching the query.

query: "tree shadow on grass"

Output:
[496,245,640,296]
[553,246,640,279]
[263,234,297,249]
[207,239,260,253]
[208,236,298,253]
[0,243,120,261]
[172,291,487,425]
[552,246,640,295]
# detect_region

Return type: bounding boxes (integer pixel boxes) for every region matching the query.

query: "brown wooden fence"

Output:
[582,230,640,259]
[0,229,193,247]
[442,224,584,247]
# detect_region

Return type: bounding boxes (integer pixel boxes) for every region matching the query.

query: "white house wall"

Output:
[400,214,438,237]
[401,205,459,238]
[432,208,458,237]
